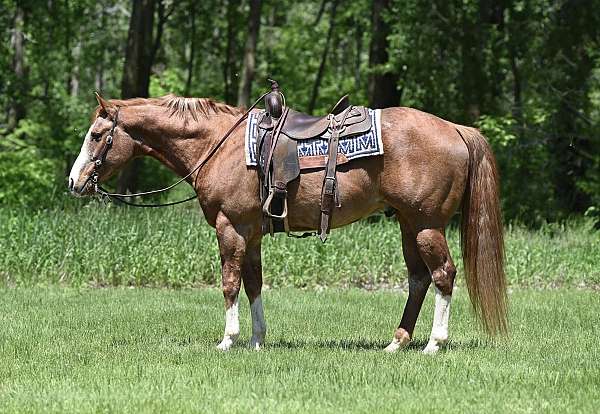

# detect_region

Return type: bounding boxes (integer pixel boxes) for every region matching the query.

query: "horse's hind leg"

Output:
[241,238,267,350]
[385,224,431,352]
[415,228,457,354]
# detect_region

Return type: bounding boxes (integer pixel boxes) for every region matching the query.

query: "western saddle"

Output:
[256,80,372,242]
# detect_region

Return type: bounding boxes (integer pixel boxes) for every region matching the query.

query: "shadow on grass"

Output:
[267,337,488,352]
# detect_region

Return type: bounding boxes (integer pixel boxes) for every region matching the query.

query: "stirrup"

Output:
[262,190,288,220]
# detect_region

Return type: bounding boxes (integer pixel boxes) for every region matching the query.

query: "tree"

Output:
[117,0,172,194]
[368,0,399,109]
[308,0,338,114]
[121,0,155,100]
[7,4,26,130]
[237,0,262,107]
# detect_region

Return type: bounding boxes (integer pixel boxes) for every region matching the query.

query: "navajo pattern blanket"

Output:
[244,108,383,169]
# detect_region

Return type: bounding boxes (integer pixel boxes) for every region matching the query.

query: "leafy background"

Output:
[1,0,599,226]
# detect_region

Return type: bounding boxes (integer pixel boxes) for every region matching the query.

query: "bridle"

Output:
[80,108,119,194]
[89,91,270,208]
[88,109,118,189]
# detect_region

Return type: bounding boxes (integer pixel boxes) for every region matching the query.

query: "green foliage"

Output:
[475,115,517,149]
[0,287,599,413]
[1,207,598,288]
[0,120,61,206]
[1,0,599,222]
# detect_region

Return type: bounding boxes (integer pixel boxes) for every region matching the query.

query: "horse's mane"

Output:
[94,94,243,121]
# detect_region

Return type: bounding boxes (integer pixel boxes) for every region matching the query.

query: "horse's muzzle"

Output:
[68,176,95,196]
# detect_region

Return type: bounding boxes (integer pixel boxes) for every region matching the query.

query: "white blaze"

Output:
[69,121,95,187]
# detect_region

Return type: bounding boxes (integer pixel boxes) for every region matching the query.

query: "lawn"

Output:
[1,206,599,412]
[0,287,598,413]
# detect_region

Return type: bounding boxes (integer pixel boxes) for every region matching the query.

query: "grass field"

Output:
[1,205,599,288]
[1,206,599,412]
[0,287,599,413]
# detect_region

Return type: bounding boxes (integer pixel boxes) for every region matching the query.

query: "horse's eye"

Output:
[90,132,101,141]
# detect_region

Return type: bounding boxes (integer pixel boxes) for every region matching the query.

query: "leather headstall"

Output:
[87,108,119,191]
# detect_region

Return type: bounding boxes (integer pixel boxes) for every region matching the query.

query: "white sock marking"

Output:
[423,287,451,354]
[216,296,239,351]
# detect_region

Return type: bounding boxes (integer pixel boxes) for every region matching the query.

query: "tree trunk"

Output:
[117,0,156,194]
[460,3,495,124]
[185,1,197,96]
[120,0,155,99]
[367,0,399,109]
[70,40,81,98]
[354,18,363,91]
[93,4,106,93]
[308,0,338,114]
[508,44,522,125]
[223,0,239,104]
[545,2,596,213]
[8,5,26,130]
[237,0,262,107]
[43,0,55,101]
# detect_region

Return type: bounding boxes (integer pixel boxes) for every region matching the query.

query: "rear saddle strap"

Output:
[318,108,351,242]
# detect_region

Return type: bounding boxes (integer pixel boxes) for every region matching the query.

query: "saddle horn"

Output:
[265,79,283,119]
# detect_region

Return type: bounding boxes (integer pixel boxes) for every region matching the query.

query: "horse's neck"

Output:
[124,105,232,178]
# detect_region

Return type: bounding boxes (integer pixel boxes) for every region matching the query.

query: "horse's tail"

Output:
[456,125,508,336]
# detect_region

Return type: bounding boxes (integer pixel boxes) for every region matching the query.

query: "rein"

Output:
[92,91,269,208]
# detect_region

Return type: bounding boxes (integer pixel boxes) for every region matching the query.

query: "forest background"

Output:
[1,0,599,225]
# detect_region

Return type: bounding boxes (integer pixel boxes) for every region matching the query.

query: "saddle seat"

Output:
[280,95,350,139]
[258,95,371,140]
[256,81,373,241]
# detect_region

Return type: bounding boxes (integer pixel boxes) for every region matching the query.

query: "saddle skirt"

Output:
[245,108,383,170]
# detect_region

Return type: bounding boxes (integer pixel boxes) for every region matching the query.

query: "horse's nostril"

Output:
[69,178,74,191]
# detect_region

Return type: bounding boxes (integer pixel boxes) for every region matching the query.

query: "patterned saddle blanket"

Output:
[245,108,383,169]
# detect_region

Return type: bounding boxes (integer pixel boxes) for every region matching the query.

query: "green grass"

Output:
[0,287,598,413]
[1,205,599,288]
[2,205,599,412]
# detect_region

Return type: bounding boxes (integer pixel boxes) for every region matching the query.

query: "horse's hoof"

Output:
[384,328,410,353]
[383,341,401,353]
[249,337,263,351]
[383,338,409,353]
[422,345,439,354]
[250,338,263,351]
[216,337,234,351]
[422,340,444,354]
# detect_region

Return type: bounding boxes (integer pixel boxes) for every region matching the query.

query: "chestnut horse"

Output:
[69,94,507,353]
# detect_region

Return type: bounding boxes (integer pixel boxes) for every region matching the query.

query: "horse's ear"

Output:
[94,91,113,116]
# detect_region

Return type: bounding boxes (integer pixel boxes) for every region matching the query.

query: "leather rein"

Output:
[90,91,269,208]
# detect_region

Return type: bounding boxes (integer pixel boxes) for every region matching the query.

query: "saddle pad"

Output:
[245,108,383,169]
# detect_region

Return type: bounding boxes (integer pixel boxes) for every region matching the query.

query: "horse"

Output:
[68,93,507,353]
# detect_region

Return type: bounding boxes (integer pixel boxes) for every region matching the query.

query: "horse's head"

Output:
[68,93,136,195]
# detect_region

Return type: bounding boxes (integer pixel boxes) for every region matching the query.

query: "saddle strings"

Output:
[96,91,271,208]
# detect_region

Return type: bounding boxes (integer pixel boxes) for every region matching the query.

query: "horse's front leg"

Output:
[242,238,266,350]
[215,213,249,351]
